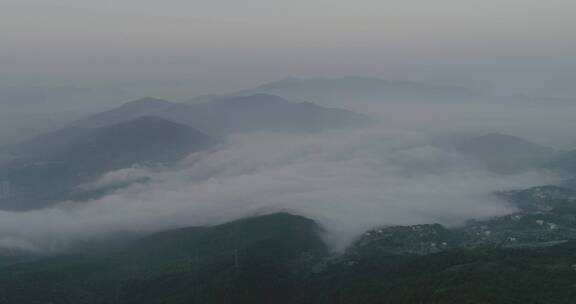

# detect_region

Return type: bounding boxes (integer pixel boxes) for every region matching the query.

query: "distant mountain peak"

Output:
[242,76,487,105]
[450,133,556,173]
[70,93,371,136]
[476,132,530,141]
[253,77,303,90]
[72,97,182,128]
[120,97,176,109]
[210,93,293,106]
[92,114,204,134]
[464,133,552,152]
[0,116,211,211]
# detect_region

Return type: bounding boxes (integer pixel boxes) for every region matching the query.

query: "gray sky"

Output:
[0,0,575,97]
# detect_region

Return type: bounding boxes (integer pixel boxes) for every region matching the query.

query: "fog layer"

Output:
[0,124,556,251]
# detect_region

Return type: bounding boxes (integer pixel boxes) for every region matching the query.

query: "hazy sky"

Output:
[0,0,575,97]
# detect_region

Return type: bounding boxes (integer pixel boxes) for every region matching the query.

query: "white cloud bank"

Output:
[0,126,557,251]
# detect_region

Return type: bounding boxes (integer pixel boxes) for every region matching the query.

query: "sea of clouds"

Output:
[0,124,558,251]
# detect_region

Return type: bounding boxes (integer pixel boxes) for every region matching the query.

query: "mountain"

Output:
[234,77,488,106]
[309,239,576,304]
[544,147,576,176]
[351,223,457,256]
[0,117,210,210]
[449,133,557,173]
[0,86,130,146]
[72,97,189,129]
[184,94,372,135]
[73,94,372,136]
[353,184,576,255]
[0,213,328,304]
[3,203,576,303]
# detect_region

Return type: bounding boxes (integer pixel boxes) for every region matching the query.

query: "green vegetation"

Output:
[4,185,576,303]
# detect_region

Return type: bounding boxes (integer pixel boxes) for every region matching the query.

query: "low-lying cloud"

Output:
[0,125,557,251]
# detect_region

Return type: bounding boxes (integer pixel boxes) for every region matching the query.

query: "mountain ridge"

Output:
[71,93,372,136]
[0,116,210,211]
